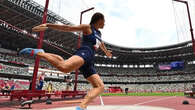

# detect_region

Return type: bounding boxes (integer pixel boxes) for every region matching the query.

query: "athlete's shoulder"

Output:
[81,24,92,35]
[79,24,90,29]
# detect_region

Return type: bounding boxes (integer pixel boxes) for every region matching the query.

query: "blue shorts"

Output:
[75,46,96,79]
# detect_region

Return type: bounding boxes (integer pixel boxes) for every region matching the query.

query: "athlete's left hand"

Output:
[106,50,112,58]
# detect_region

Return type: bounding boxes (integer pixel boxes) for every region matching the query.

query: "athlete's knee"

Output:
[96,84,105,93]
[56,55,64,61]
[99,84,105,93]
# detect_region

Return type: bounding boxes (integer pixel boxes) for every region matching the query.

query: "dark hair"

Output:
[90,12,104,25]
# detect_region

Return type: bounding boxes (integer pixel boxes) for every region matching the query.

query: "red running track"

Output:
[0,96,195,110]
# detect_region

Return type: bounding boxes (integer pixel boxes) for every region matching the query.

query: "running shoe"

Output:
[75,106,87,110]
[19,48,44,56]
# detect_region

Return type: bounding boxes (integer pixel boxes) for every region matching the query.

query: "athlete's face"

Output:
[98,19,105,29]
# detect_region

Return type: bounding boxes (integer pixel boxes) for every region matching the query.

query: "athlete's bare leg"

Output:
[37,52,84,73]
[79,74,104,109]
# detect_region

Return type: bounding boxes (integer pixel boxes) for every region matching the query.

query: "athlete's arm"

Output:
[32,23,90,34]
[100,42,112,58]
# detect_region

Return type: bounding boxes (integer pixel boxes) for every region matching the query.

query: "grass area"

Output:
[101,92,184,96]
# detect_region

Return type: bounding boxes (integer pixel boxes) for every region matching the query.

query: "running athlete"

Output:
[19,12,112,110]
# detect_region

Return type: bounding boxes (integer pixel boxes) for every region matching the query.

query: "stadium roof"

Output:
[0,0,195,65]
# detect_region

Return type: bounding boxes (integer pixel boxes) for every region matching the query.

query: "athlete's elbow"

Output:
[62,25,71,31]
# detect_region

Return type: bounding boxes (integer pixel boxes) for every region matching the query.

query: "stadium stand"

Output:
[0,50,195,93]
[0,0,195,95]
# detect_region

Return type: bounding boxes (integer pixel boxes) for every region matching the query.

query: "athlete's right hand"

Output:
[32,23,48,32]
[106,50,112,58]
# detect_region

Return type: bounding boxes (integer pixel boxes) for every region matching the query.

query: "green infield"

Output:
[101,92,184,96]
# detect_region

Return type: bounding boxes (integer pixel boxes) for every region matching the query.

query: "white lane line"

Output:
[99,95,104,106]
[133,96,177,106]
[46,105,175,110]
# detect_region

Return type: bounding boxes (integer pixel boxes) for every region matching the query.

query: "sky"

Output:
[33,0,195,48]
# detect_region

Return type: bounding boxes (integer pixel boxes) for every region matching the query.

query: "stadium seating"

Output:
[0,50,195,92]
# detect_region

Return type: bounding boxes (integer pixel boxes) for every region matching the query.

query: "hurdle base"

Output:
[10,90,87,101]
